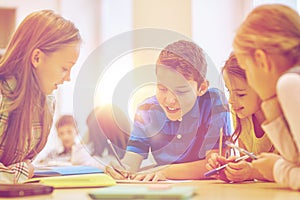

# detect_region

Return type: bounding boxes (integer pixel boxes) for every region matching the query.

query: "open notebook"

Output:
[23,173,116,188]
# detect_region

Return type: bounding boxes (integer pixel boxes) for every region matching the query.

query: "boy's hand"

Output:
[104,160,131,180]
[130,171,166,182]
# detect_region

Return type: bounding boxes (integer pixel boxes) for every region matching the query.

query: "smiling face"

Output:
[33,42,80,94]
[223,70,261,119]
[156,66,200,121]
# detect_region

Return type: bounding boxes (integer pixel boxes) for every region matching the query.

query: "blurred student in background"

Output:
[233,4,300,190]
[0,10,81,183]
[35,115,78,166]
[72,104,130,170]
[206,53,277,182]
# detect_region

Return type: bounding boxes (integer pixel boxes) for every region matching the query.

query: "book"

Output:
[24,174,116,188]
[33,165,103,177]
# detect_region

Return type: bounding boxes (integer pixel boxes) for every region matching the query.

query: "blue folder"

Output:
[34,165,103,177]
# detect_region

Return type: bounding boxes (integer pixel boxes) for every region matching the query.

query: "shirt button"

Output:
[177,134,182,139]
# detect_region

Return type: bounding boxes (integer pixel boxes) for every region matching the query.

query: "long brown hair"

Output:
[0,10,81,165]
[222,53,247,144]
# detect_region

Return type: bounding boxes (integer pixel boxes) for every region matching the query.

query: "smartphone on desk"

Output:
[0,183,53,197]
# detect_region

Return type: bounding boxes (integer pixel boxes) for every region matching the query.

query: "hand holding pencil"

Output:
[105,139,131,180]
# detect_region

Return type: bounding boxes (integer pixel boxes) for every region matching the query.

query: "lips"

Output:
[165,106,180,113]
[233,107,244,113]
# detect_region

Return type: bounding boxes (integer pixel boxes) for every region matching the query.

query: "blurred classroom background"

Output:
[0,0,298,159]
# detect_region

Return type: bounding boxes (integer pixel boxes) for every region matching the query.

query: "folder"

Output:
[33,165,103,177]
[24,174,116,188]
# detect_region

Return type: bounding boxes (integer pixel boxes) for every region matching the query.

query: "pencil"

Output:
[219,127,223,156]
[107,139,127,170]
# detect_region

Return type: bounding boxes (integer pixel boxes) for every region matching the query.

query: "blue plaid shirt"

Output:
[127,88,232,165]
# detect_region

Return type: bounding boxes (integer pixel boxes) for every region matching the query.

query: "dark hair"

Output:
[86,105,130,158]
[222,53,246,144]
[55,115,77,130]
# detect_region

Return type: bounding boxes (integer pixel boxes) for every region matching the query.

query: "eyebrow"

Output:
[231,88,246,92]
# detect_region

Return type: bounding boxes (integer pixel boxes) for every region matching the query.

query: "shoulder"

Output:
[134,96,164,125]
[198,88,227,106]
[202,88,226,99]
[136,96,160,111]
[277,72,300,92]
[277,72,300,101]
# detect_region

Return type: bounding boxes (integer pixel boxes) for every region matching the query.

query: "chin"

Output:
[166,115,181,121]
[237,113,247,119]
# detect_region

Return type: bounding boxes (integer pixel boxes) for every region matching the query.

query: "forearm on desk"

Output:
[161,159,208,180]
[161,150,219,180]
[274,158,300,190]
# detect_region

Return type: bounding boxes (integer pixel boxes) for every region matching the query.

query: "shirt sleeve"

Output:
[274,158,300,190]
[277,73,300,163]
[201,89,232,153]
[262,73,300,163]
[0,162,29,183]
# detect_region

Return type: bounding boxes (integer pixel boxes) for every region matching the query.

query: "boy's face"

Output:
[57,125,77,150]
[156,66,200,121]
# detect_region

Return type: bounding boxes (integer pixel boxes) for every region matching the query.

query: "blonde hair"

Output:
[233,4,300,66]
[0,10,81,165]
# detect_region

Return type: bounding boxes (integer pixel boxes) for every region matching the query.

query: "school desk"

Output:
[0,180,299,200]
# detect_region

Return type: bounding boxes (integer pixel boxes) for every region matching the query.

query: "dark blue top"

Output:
[127,88,232,165]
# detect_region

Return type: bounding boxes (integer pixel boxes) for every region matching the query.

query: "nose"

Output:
[228,95,236,106]
[62,71,71,83]
[165,91,177,105]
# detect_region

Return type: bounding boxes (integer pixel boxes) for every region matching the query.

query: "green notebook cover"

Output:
[89,185,195,199]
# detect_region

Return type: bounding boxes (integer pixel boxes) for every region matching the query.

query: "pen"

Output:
[225,141,258,160]
[204,155,249,177]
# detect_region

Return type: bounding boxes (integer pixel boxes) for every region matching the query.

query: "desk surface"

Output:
[1,180,299,200]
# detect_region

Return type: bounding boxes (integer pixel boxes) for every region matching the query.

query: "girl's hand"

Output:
[25,160,34,178]
[206,153,233,182]
[224,160,253,182]
[252,153,281,181]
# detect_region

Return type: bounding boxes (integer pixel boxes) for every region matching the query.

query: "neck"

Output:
[252,109,265,138]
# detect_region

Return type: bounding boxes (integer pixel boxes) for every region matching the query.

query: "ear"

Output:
[254,49,270,73]
[31,49,43,68]
[197,79,209,96]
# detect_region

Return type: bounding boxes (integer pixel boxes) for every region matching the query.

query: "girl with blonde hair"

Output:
[233,4,300,190]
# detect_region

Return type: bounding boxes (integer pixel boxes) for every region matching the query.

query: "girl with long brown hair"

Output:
[0,10,81,183]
